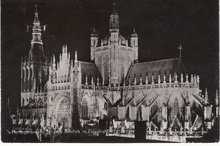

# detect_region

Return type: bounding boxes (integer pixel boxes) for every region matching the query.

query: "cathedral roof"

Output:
[80,61,102,84]
[125,58,186,84]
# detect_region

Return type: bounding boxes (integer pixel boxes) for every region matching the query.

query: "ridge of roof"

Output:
[135,58,179,65]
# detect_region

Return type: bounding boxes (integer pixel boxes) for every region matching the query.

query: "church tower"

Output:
[109,3,120,86]
[21,5,49,107]
[91,3,137,86]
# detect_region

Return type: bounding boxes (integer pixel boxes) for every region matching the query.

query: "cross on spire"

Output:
[34,4,38,20]
[178,44,183,59]
[35,4,38,13]
[74,51,78,63]
[133,27,136,33]
[113,3,116,12]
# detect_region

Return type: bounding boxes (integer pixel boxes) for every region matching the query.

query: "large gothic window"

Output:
[57,97,71,128]
[22,98,25,106]
[82,99,88,119]
[171,98,179,120]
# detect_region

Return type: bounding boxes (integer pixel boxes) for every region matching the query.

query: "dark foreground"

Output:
[3,133,220,143]
[3,133,170,143]
[3,118,219,143]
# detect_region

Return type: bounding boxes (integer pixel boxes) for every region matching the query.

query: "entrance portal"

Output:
[55,97,71,129]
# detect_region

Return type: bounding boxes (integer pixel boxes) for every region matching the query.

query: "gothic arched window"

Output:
[82,99,88,118]
[30,68,32,79]
[22,98,25,106]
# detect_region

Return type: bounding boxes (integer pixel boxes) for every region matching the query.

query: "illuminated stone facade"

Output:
[18,5,219,137]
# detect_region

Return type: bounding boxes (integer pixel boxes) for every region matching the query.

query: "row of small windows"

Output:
[51,72,71,84]
[52,85,70,90]
[52,77,71,83]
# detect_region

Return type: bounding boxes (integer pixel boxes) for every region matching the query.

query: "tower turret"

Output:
[109,3,119,33]
[90,28,98,61]
[109,3,120,86]
[130,28,138,61]
[109,3,119,44]
[21,5,49,107]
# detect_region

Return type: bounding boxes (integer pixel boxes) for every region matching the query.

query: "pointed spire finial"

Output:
[91,76,94,86]
[91,27,98,37]
[92,27,96,33]
[216,90,219,105]
[131,27,138,37]
[97,77,100,86]
[205,88,208,104]
[186,74,189,83]
[35,4,38,12]
[74,51,78,63]
[140,74,143,85]
[169,74,172,83]
[174,73,178,83]
[196,75,200,84]
[205,88,208,95]
[181,74,183,83]
[163,74,166,84]
[113,3,116,12]
[178,44,183,59]
[85,75,88,86]
[158,75,161,84]
[145,75,148,85]
[151,75,154,84]
[34,4,39,20]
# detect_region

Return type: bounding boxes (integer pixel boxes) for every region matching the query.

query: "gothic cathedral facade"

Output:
[20,5,219,134]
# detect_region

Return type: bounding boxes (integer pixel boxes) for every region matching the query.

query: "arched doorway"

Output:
[55,96,71,129]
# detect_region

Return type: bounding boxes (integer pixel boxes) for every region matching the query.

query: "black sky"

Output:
[1,0,219,114]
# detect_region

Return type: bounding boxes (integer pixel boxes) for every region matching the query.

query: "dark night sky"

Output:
[1,0,219,114]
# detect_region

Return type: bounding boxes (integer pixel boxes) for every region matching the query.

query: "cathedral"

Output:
[18,4,219,138]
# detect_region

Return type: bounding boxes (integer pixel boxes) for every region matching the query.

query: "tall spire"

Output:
[74,51,78,63]
[34,4,39,24]
[178,44,183,59]
[28,4,46,61]
[31,4,42,45]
